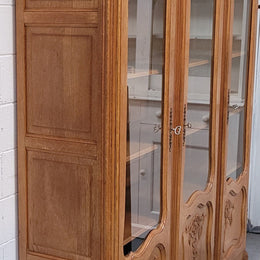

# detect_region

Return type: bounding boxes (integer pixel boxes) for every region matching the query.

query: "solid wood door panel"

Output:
[148,245,166,260]
[27,151,97,260]
[222,185,247,257]
[182,202,213,260]
[26,26,100,141]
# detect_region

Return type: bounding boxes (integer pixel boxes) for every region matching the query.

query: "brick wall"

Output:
[0,0,18,259]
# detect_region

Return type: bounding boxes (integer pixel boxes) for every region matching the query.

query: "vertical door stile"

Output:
[170,0,191,258]
[169,0,187,258]
[215,0,235,258]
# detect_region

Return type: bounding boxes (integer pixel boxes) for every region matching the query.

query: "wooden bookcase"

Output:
[16,0,258,259]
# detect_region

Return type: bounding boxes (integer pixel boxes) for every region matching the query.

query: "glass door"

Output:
[226,0,251,180]
[124,0,166,255]
[219,0,255,258]
[183,0,214,202]
[178,0,221,258]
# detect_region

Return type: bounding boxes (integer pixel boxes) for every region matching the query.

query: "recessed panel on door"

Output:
[27,151,100,260]
[26,27,100,141]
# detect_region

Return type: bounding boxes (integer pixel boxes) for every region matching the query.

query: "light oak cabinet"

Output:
[16,0,257,260]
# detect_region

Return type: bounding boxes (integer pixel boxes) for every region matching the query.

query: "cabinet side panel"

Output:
[17,1,104,259]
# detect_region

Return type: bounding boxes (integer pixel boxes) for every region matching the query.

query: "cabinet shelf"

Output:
[185,121,209,136]
[189,58,209,68]
[128,33,164,39]
[188,51,243,69]
[127,70,160,79]
[127,142,158,163]
[186,126,209,136]
[190,34,242,40]
[226,163,243,178]
[126,54,242,79]
[190,35,212,40]
[232,51,243,58]
[126,51,243,82]
[123,212,157,246]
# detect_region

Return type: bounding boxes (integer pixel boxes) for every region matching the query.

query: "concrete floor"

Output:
[246,233,260,259]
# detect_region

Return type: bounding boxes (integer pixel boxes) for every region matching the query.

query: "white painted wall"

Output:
[0,0,18,259]
[248,6,260,228]
[248,2,260,228]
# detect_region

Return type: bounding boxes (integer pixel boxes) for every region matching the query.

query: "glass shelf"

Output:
[186,124,209,136]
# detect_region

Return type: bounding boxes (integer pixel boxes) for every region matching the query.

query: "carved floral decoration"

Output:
[185,214,206,259]
[224,199,234,226]
[149,246,163,260]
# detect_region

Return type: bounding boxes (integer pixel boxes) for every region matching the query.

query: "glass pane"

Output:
[124,0,166,255]
[226,0,251,180]
[183,0,214,202]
